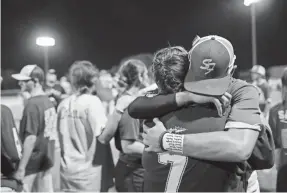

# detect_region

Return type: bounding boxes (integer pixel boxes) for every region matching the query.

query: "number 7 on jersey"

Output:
[158,152,188,192]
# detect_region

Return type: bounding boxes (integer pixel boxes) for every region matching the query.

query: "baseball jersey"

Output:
[143,104,237,192]
[269,102,287,167]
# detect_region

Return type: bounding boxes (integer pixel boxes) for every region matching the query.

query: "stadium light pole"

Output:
[36,37,55,75]
[244,0,261,66]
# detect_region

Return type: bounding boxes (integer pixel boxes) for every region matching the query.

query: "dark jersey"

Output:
[19,95,57,175]
[142,105,238,192]
[269,102,287,167]
[1,105,22,177]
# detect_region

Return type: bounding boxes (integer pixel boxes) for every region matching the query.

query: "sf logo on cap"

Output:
[200,59,216,75]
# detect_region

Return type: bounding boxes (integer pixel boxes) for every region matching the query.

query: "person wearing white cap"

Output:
[11,65,57,192]
[251,65,271,116]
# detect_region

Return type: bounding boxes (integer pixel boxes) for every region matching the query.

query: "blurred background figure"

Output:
[45,69,67,107]
[268,67,287,192]
[1,75,23,192]
[59,76,72,96]
[98,59,149,192]
[98,70,117,116]
[57,61,107,192]
[11,65,56,192]
[251,65,271,117]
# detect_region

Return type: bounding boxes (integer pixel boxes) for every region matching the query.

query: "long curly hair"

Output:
[69,60,98,94]
[152,46,189,94]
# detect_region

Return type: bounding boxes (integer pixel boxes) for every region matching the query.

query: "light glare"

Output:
[36,37,55,47]
[244,0,261,6]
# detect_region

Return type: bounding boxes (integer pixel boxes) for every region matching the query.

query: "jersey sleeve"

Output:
[128,93,178,119]
[226,82,261,131]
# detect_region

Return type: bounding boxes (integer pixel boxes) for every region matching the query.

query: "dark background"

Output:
[2,0,287,77]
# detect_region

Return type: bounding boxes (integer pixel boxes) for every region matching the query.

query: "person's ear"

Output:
[33,78,40,85]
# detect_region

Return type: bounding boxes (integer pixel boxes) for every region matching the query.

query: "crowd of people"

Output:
[1,35,286,192]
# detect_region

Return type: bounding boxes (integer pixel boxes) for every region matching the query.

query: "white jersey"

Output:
[57,94,107,192]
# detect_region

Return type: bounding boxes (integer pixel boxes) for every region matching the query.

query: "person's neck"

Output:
[30,86,45,97]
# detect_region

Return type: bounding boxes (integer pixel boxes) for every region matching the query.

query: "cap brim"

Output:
[184,74,231,96]
[11,74,31,81]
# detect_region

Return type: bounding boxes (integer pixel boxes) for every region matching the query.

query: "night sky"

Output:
[2,0,287,77]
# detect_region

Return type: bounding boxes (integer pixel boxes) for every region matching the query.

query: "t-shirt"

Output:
[116,110,143,165]
[143,104,237,192]
[19,95,57,175]
[57,94,107,191]
[269,102,287,168]
[1,105,22,177]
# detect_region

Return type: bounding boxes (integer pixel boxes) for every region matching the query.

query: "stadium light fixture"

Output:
[36,36,55,76]
[244,0,261,6]
[36,37,55,47]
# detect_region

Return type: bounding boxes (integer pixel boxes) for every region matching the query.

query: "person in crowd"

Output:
[98,59,148,192]
[45,69,67,107]
[60,76,72,95]
[11,65,57,192]
[97,71,117,116]
[129,36,274,192]
[57,61,107,192]
[1,76,23,192]
[269,67,287,192]
[98,59,149,145]
[251,65,271,117]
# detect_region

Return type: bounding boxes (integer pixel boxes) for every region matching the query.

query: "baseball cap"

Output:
[184,35,236,96]
[251,65,266,77]
[11,65,38,81]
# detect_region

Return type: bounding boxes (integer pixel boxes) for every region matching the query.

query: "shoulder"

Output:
[228,78,260,100]
[1,104,13,118]
[1,104,11,112]
[117,94,136,105]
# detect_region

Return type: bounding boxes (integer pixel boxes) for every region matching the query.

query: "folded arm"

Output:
[128,94,178,119]
[172,127,260,162]
[98,110,122,144]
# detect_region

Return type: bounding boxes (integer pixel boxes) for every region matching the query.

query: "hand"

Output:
[13,168,25,182]
[177,92,232,116]
[143,118,167,153]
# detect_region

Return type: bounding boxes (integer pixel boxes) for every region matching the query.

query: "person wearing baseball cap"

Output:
[250,65,271,116]
[269,67,287,192]
[11,65,56,192]
[184,35,236,96]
